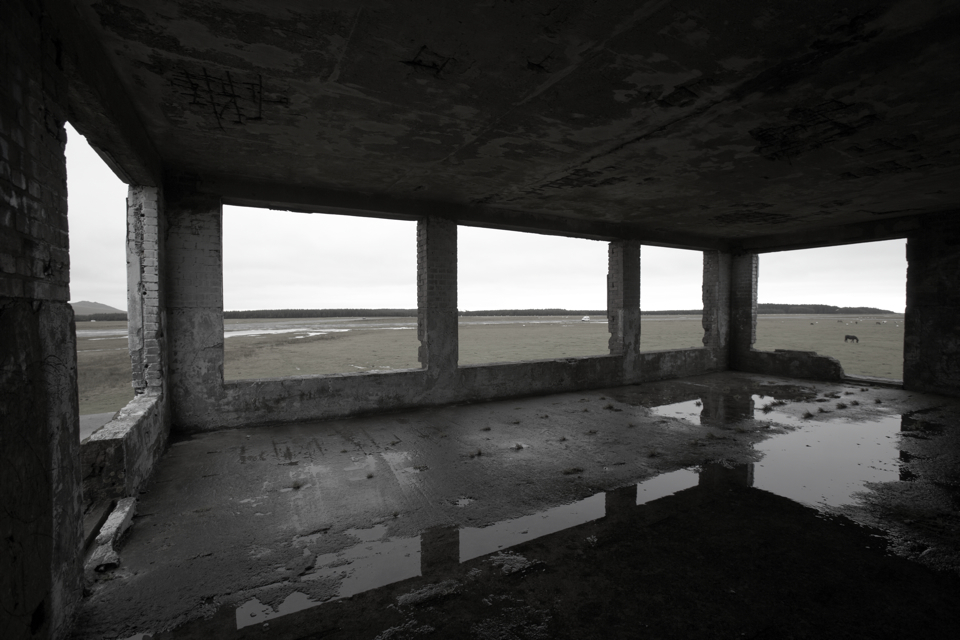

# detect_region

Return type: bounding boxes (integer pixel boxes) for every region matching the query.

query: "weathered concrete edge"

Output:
[81,393,168,502]
[737,349,845,382]
[178,349,724,431]
[640,348,720,382]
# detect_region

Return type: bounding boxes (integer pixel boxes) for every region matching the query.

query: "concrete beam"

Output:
[206,176,729,249]
[736,215,923,254]
[49,0,162,185]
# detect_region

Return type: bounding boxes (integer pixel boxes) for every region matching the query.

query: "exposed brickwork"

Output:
[127,186,165,392]
[0,1,82,637]
[607,241,641,378]
[904,215,960,396]
[417,217,457,376]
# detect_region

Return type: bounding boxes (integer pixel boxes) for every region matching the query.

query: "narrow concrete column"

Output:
[904,216,960,395]
[607,240,641,378]
[127,186,166,394]
[417,217,458,379]
[165,188,224,428]
[701,250,731,369]
[729,253,758,370]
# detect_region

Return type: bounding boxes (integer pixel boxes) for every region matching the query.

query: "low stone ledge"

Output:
[81,392,168,503]
[640,348,719,382]
[741,349,844,382]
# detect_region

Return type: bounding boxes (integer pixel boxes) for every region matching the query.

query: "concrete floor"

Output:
[73,373,960,639]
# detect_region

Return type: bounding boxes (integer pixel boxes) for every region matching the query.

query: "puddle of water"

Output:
[459,493,605,562]
[650,394,905,509]
[237,526,421,628]
[635,468,700,504]
[755,415,901,508]
[301,526,420,598]
[651,399,702,420]
[236,591,319,629]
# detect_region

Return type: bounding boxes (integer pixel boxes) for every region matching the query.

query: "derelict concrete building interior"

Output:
[3,0,960,638]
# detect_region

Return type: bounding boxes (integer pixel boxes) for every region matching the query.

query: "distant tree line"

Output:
[74,303,894,323]
[757,303,894,314]
[74,313,128,322]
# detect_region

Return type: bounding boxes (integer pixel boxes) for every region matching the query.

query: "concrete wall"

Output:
[904,215,960,396]
[163,198,729,431]
[0,1,83,636]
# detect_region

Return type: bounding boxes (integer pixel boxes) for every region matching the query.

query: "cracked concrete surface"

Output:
[73,372,960,639]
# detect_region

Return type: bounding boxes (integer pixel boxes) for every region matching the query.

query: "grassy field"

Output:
[75,321,135,415]
[74,314,903,416]
[756,314,904,379]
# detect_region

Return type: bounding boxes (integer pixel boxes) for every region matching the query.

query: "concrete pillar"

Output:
[701,250,731,369]
[607,240,641,379]
[417,217,458,379]
[165,188,224,428]
[127,186,166,394]
[729,253,759,370]
[904,216,960,396]
[0,2,83,635]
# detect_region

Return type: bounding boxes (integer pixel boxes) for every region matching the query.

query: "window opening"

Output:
[639,246,703,351]
[222,207,417,379]
[755,240,906,380]
[457,227,608,365]
[66,123,131,430]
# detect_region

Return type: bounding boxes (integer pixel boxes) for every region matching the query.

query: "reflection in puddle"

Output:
[236,591,318,629]
[235,392,910,628]
[649,394,904,509]
[755,415,901,507]
[459,493,605,562]
[236,525,420,629]
[635,468,700,504]
[651,399,702,420]
[302,526,420,596]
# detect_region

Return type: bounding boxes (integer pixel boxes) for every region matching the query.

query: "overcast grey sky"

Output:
[66,124,907,314]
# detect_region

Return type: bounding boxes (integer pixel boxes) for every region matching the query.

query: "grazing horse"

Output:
[845,335,859,343]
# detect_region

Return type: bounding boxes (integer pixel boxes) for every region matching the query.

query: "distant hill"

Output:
[70,300,124,316]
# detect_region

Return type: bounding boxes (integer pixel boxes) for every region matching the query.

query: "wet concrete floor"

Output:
[73,372,960,639]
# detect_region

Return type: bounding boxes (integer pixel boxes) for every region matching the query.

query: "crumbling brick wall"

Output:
[0,1,83,636]
[127,186,165,392]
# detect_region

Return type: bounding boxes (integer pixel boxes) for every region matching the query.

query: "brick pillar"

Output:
[127,186,166,394]
[701,251,731,369]
[165,189,224,428]
[607,241,641,378]
[0,2,83,635]
[417,217,458,379]
[729,253,758,370]
[904,216,960,395]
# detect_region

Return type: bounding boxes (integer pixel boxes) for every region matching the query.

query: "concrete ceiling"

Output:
[70,0,960,250]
